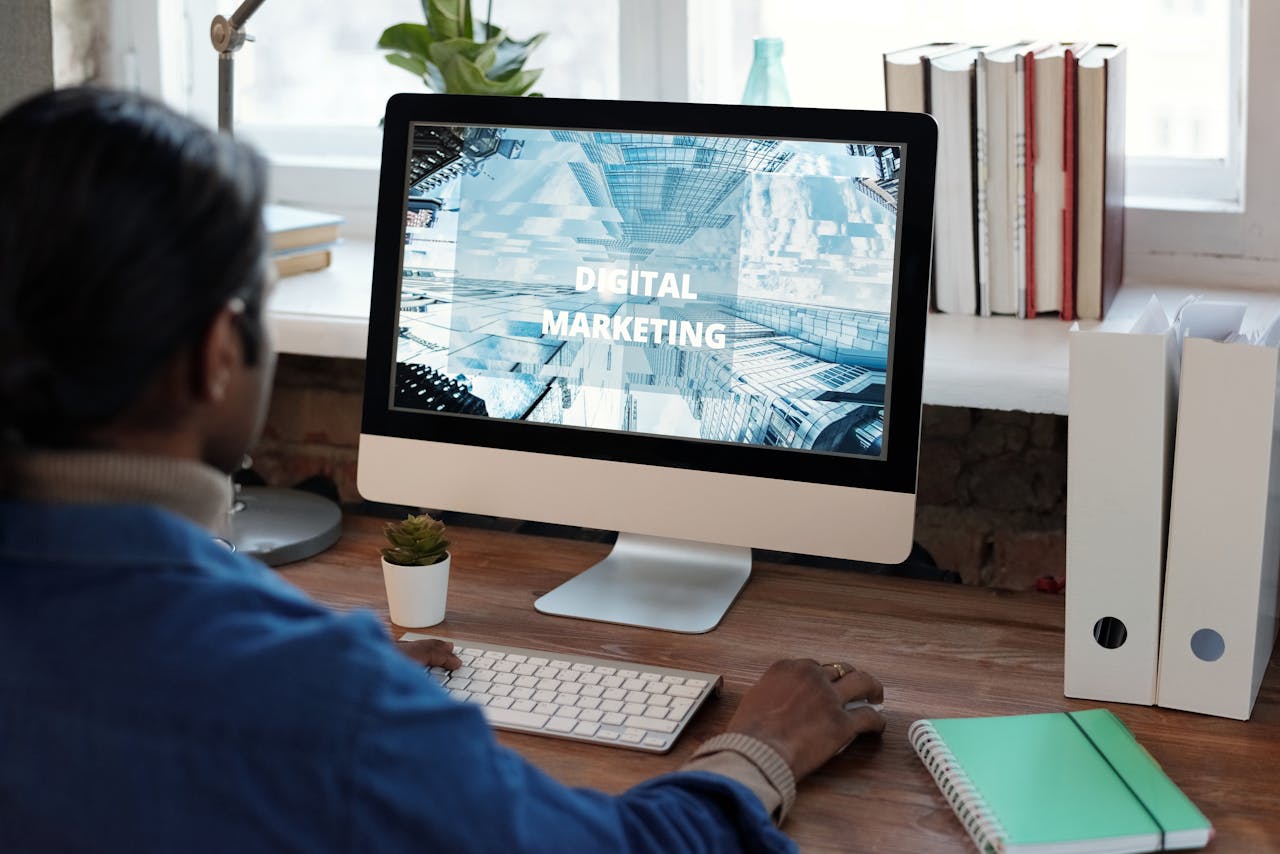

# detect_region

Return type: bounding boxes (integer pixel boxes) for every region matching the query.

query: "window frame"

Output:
[109,0,1279,286]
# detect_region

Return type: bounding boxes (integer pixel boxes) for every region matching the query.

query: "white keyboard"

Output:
[400,633,723,753]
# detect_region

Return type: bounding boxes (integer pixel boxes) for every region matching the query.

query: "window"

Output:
[110,0,1278,286]
[695,1,1238,212]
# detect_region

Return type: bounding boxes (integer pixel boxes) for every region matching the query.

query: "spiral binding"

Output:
[908,719,1008,853]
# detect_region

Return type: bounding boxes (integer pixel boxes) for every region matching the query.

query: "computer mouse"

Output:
[844,699,885,713]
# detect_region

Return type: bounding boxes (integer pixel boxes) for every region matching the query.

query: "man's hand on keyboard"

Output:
[398,637,463,671]
[725,659,886,781]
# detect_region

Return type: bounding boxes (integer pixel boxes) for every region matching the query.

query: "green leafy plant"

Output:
[378,0,546,97]
[381,513,451,566]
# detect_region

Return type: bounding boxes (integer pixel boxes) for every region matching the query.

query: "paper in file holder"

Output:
[1065,297,1182,705]
[1156,304,1280,720]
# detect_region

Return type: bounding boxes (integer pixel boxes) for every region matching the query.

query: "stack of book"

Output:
[884,41,1125,320]
[264,204,344,278]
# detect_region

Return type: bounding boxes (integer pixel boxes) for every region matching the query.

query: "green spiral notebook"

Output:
[909,709,1213,853]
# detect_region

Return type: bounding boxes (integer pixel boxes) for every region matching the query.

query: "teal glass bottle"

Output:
[741,37,792,106]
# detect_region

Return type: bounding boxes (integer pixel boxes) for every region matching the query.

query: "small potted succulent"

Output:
[381,512,452,627]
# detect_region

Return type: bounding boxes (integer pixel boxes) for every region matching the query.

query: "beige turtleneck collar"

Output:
[4,450,234,535]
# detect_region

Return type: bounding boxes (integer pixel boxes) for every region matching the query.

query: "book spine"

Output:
[1013,54,1029,319]
[974,54,991,317]
[1023,51,1038,319]
[908,720,1007,852]
[1061,47,1079,322]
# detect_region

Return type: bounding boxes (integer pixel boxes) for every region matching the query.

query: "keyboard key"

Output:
[483,706,549,729]
[621,729,645,743]
[602,712,626,726]
[626,715,678,734]
[574,721,600,737]
[547,718,576,733]
[598,729,619,740]
[644,736,668,748]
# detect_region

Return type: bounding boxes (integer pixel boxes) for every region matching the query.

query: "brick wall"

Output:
[256,354,1068,591]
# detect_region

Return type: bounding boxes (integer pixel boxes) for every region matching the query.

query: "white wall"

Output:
[52,0,108,85]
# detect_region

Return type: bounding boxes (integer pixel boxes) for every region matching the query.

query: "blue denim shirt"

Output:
[0,501,794,853]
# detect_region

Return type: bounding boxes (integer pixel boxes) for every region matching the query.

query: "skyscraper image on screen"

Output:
[360,95,935,633]
[392,126,902,460]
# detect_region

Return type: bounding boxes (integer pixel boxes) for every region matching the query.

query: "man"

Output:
[0,87,885,852]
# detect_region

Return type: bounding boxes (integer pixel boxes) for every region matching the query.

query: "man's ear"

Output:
[194,302,245,405]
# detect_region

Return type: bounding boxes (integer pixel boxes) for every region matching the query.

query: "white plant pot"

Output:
[381,554,450,628]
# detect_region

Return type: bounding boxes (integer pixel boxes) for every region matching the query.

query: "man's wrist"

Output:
[691,732,797,824]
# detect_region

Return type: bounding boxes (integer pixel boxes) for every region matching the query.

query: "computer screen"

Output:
[361,95,936,632]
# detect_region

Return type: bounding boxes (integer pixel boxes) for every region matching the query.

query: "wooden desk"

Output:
[282,516,1280,852]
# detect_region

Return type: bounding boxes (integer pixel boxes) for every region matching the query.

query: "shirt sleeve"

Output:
[343,631,798,854]
[680,750,783,822]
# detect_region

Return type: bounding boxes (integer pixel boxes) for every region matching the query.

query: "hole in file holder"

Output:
[1093,617,1128,649]
[1190,628,1225,662]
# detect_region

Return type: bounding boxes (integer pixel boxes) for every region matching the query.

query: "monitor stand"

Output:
[533,532,752,634]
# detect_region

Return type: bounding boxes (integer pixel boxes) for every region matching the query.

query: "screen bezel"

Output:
[364,94,935,494]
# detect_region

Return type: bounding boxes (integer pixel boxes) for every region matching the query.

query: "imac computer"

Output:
[359,94,936,633]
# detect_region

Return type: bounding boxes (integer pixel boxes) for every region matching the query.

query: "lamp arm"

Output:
[229,0,269,29]
[211,0,269,134]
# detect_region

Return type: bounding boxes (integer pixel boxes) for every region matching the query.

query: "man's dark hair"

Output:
[0,86,269,450]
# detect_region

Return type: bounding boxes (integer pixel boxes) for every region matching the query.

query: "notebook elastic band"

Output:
[1065,711,1166,850]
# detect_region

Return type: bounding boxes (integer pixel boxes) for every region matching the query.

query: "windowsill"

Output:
[268,240,1280,415]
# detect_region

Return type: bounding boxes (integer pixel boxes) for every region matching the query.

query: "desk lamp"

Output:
[211,0,343,565]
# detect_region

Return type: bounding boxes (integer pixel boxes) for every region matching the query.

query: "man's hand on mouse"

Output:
[725,658,886,781]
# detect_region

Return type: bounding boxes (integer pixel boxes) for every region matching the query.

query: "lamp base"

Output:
[229,485,342,566]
